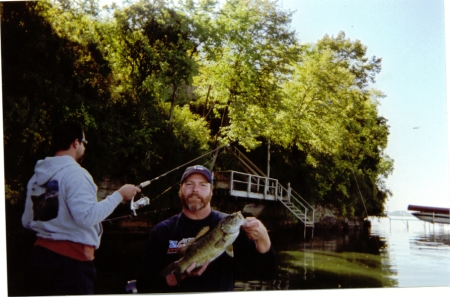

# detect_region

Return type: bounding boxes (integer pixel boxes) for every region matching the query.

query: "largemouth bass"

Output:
[161,211,246,277]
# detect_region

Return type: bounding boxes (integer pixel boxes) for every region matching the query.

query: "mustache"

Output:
[187,193,203,199]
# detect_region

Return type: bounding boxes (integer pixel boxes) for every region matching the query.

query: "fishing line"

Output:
[352,168,381,250]
[136,139,239,190]
[104,142,237,222]
[103,159,213,223]
[352,169,368,218]
[105,128,261,221]
[102,181,179,223]
[103,208,172,224]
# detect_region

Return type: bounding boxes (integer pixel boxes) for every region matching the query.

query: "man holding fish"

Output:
[136,165,275,292]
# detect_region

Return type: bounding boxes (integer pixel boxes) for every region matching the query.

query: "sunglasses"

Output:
[80,139,88,146]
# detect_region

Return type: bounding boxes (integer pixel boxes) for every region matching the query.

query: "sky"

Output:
[99,0,450,212]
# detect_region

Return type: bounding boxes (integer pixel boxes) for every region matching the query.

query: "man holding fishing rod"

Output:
[136,165,275,293]
[21,121,142,295]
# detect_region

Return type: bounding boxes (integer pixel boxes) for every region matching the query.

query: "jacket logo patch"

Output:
[167,237,194,254]
[31,180,59,221]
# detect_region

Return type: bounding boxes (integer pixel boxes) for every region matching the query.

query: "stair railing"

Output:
[277,183,315,225]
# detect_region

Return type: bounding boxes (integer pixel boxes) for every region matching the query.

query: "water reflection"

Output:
[412,238,450,250]
[278,249,397,289]
[234,217,450,290]
[373,217,450,288]
[234,223,398,290]
[408,224,450,251]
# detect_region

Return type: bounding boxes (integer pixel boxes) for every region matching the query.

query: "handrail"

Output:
[230,171,278,199]
[290,188,315,211]
[215,170,315,227]
[277,183,314,224]
[228,147,266,177]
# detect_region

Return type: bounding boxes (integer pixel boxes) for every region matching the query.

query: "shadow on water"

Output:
[234,223,398,291]
[272,249,397,290]
[235,216,450,291]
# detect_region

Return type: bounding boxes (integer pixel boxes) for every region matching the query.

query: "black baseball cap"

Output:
[180,165,213,183]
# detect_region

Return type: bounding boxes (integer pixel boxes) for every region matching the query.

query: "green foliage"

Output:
[168,105,211,152]
[317,31,382,89]
[1,0,205,193]
[192,0,301,147]
[2,0,113,189]
[238,33,392,216]
[270,34,391,216]
[1,0,392,217]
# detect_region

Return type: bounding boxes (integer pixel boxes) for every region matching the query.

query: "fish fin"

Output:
[195,226,210,239]
[179,226,210,255]
[214,234,232,249]
[225,244,234,257]
[179,227,209,255]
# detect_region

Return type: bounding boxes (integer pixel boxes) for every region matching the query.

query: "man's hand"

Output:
[166,262,210,286]
[117,184,141,201]
[242,217,271,253]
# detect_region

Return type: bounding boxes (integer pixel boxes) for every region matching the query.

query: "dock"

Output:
[213,169,315,238]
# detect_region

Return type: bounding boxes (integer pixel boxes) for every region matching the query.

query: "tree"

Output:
[2,0,113,195]
[187,0,301,172]
[97,0,211,178]
[2,0,393,216]
[267,33,392,216]
[1,0,209,201]
[317,31,382,89]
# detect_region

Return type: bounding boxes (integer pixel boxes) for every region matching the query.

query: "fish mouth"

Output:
[221,211,246,232]
[236,211,245,220]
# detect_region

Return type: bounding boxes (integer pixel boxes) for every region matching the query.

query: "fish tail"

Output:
[160,261,185,286]
[160,261,181,277]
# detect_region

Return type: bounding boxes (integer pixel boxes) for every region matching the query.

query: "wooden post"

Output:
[263,177,268,200]
[275,181,278,201]
[287,182,291,202]
[230,171,234,192]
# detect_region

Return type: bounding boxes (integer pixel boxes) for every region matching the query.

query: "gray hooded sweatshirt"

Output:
[22,155,123,249]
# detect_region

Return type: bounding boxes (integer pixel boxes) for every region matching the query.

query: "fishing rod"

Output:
[129,139,240,216]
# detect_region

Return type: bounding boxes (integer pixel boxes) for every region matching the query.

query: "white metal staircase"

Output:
[214,147,315,237]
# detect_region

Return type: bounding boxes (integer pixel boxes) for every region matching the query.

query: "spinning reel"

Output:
[130,181,151,216]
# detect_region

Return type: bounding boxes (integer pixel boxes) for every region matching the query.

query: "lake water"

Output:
[371,216,450,288]
[234,216,450,291]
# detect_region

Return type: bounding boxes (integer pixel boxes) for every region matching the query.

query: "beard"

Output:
[180,192,212,212]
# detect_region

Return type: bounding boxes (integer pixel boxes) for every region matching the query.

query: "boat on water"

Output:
[407,205,450,224]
